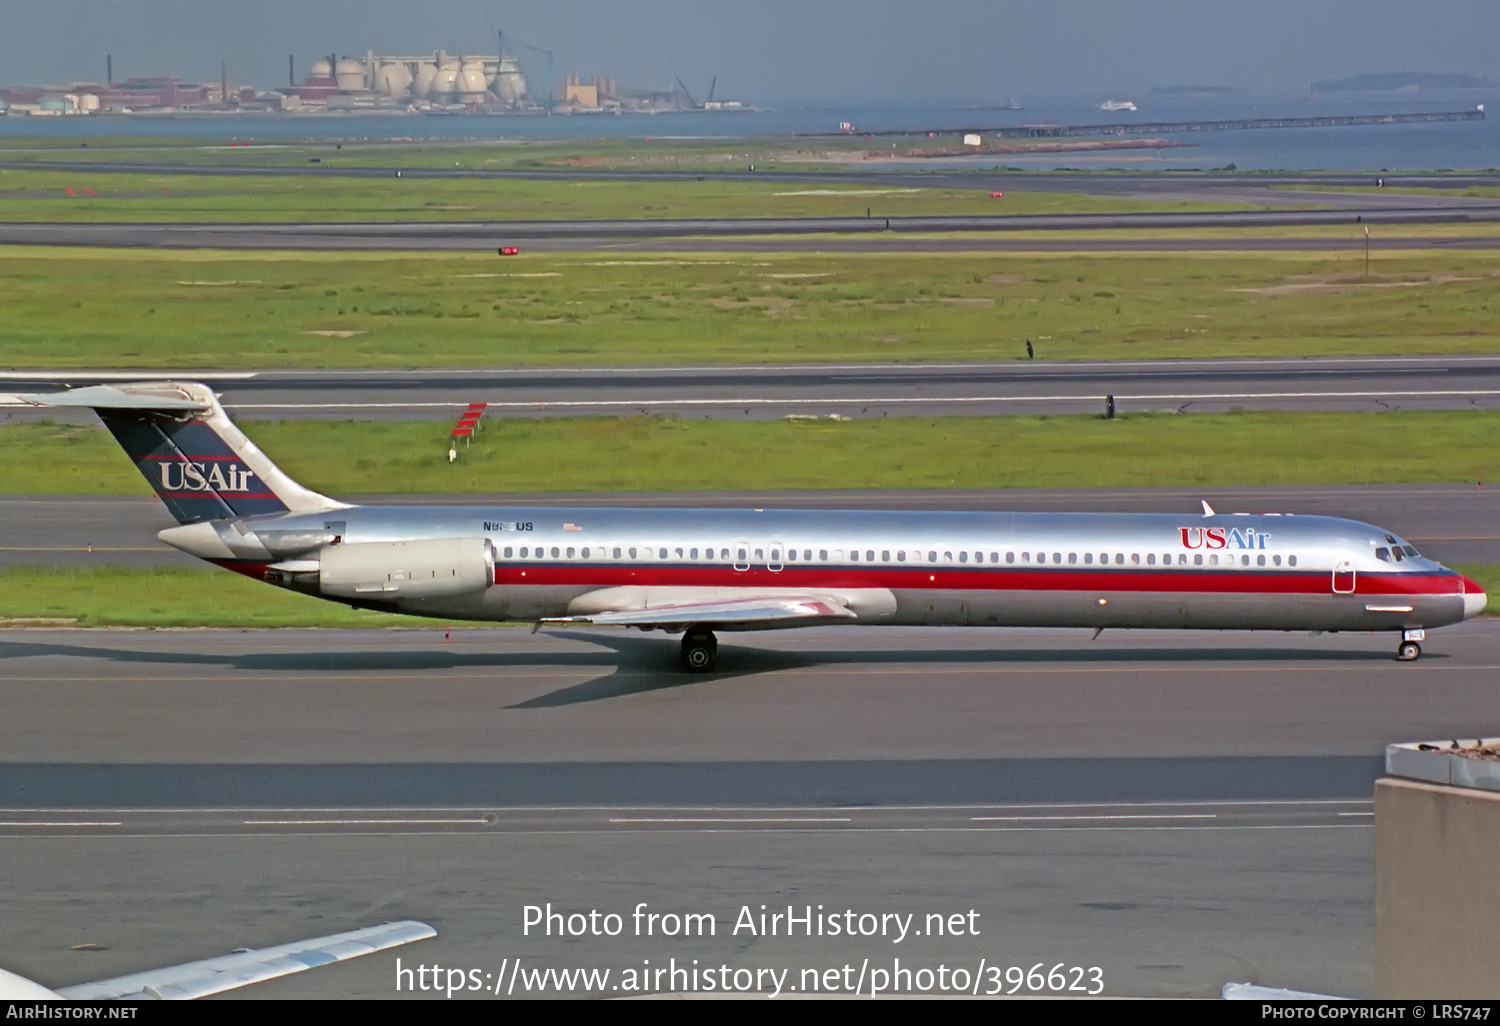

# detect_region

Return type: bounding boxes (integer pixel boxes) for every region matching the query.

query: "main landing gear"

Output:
[680,628,718,673]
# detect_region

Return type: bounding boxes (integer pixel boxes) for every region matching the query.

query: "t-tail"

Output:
[0,381,343,523]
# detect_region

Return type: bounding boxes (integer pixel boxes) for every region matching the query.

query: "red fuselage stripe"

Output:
[494,563,1463,597]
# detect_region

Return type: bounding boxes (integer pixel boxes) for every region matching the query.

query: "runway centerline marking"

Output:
[0,821,122,827]
[608,817,854,824]
[243,818,493,826]
[971,813,1217,822]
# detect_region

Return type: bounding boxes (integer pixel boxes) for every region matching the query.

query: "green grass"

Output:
[2,246,1498,368]
[0,167,1239,222]
[0,564,434,627]
[10,410,1500,496]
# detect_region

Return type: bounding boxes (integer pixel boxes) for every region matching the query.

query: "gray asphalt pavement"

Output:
[4,484,1497,567]
[7,617,1486,997]
[3,203,1498,252]
[9,355,1500,421]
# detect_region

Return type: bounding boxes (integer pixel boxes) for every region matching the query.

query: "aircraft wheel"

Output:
[680,630,718,673]
[1396,640,1422,662]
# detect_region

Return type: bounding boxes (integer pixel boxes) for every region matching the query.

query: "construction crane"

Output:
[497,29,554,106]
[674,75,698,109]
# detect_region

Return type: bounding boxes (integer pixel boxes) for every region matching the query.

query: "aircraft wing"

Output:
[542,594,858,630]
[53,920,435,1000]
[0,382,212,412]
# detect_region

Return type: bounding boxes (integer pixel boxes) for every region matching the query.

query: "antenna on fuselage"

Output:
[1201,500,1216,517]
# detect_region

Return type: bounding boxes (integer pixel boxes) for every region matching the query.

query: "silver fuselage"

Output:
[175,504,1484,633]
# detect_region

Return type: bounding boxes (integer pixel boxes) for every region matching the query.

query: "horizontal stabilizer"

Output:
[56,920,436,1000]
[0,382,211,412]
[543,593,859,630]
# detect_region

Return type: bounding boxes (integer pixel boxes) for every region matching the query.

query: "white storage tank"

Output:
[458,59,488,98]
[492,56,527,103]
[413,59,438,98]
[334,58,366,91]
[310,58,333,80]
[373,60,413,97]
[431,59,461,100]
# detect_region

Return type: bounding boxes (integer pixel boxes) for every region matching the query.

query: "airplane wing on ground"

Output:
[0,382,212,412]
[43,920,435,1000]
[541,593,859,630]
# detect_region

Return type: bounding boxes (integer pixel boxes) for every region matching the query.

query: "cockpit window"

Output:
[1402,545,1419,558]
[1375,547,1391,562]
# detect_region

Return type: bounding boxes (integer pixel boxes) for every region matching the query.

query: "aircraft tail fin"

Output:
[0,381,344,524]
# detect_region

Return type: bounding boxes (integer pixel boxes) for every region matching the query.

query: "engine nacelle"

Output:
[319,538,494,600]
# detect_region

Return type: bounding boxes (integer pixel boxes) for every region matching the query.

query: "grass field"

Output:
[0,167,1242,222]
[0,564,432,628]
[11,409,1500,496]
[2,246,1497,368]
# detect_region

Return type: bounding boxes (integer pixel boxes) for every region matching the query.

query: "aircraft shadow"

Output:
[0,631,1422,709]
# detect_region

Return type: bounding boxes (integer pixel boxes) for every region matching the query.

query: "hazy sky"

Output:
[2,1,1497,101]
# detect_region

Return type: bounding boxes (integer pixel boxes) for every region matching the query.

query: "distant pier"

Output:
[835,108,1486,140]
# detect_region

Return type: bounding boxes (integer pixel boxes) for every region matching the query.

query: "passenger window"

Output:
[1375,547,1391,562]
[867,550,875,562]
[1146,553,1155,566]
[1006,552,1015,564]
[566,547,575,559]
[881,550,890,562]
[1178,554,1187,566]
[1209,554,1219,566]
[820,549,829,561]
[1084,552,1093,565]
[1164,554,1172,565]
[551,547,560,558]
[1257,554,1266,567]
[990,553,998,563]
[721,549,730,560]
[945,551,955,562]
[737,547,747,561]
[1289,555,1298,567]
[1194,554,1204,566]
[628,547,636,559]
[1021,552,1031,563]
[1100,553,1109,565]
[504,546,513,558]
[785,549,795,562]
[1114,554,1123,565]
[613,547,622,559]
[959,551,968,563]
[851,550,860,562]
[689,547,698,559]
[520,547,528,558]
[897,550,906,562]
[1131,553,1140,565]
[659,548,668,559]
[929,551,938,563]
[754,548,764,560]
[585,547,594,558]
[1240,554,1249,566]
[1273,555,1281,566]
[1068,552,1078,564]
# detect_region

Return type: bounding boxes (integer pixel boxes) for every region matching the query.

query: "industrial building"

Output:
[282,51,531,109]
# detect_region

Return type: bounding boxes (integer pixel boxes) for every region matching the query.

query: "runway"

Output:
[5,483,1498,568]
[9,356,1500,422]
[5,619,1488,996]
[4,203,1500,252]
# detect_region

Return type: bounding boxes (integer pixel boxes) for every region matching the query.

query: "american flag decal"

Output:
[563,522,582,532]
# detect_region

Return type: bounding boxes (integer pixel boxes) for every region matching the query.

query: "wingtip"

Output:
[1201,500,1216,517]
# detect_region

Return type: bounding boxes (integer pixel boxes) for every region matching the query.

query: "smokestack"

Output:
[289,54,295,87]
[221,60,228,104]
[106,54,112,85]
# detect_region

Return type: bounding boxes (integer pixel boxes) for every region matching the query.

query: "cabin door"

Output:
[1332,562,1356,594]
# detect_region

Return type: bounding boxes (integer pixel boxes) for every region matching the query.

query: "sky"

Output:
[1,1,1497,101]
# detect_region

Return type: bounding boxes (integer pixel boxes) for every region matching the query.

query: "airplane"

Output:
[0,919,434,999]
[1,380,1484,672]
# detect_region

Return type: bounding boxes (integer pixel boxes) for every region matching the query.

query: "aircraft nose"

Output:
[1461,575,1488,620]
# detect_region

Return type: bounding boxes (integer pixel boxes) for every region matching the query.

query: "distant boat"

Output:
[1097,99,1138,112]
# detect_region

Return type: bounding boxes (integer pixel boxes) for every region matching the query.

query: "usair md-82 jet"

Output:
[5,381,1484,671]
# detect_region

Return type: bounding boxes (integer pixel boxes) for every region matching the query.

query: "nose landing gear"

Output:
[680,629,718,673]
[1396,640,1422,662]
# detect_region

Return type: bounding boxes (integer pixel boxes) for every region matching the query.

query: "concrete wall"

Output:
[1375,776,1500,998]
